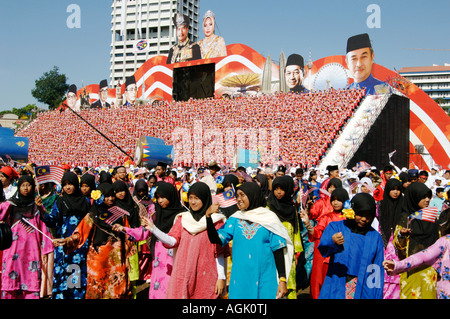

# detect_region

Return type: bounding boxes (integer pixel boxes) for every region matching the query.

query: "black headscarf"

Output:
[398,181,438,255]
[188,182,212,221]
[57,171,91,219]
[346,192,377,235]
[112,180,140,228]
[268,175,298,233]
[398,172,410,191]
[133,179,149,201]
[154,181,184,233]
[89,183,124,249]
[99,171,112,184]
[8,175,36,208]
[7,175,36,224]
[80,173,96,193]
[218,174,239,218]
[330,187,350,206]
[237,182,265,211]
[327,178,343,191]
[378,179,404,248]
[254,174,270,199]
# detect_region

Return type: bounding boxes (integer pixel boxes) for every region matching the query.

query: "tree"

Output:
[31,66,69,110]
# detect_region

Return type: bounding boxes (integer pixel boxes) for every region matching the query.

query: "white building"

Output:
[399,64,450,110]
[110,0,200,86]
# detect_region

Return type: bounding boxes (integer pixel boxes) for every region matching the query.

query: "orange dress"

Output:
[66,213,137,299]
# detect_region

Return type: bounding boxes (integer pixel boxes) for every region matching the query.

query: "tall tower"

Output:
[110,0,200,86]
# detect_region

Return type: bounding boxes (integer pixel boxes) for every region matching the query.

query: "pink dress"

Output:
[125,226,174,299]
[382,233,401,299]
[392,234,450,299]
[165,216,228,299]
[0,202,54,299]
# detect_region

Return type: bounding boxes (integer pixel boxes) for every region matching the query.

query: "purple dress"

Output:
[392,235,450,299]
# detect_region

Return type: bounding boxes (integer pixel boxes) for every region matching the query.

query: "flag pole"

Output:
[21,218,53,241]
[60,103,133,161]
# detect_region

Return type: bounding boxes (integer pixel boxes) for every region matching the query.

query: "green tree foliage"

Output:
[31,66,69,110]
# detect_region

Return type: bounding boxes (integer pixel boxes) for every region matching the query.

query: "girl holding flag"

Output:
[0,175,54,299]
[53,183,138,299]
[39,171,91,299]
[393,182,439,299]
[384,211,450,299]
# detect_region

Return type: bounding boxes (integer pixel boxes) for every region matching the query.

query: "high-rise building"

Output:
[110,0,200,86]
[399,64,450,111]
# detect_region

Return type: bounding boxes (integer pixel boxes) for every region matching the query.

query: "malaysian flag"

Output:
[20,219,34,233]
[35,165,65,185]
[408,206,439,223]
[98,206,130,225]
[356,161,371,172]
[213,188,237,208]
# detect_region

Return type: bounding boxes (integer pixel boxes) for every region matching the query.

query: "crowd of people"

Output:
[0,157,449,300]
[16,89,365,168]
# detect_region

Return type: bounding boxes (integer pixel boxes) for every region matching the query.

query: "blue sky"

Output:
[0,0,449,111]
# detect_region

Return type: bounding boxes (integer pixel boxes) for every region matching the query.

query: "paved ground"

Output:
[135,281,311,299]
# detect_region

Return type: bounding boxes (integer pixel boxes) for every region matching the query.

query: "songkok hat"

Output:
[68,84,77,94]
[346,33,372,53]
[125,75,136,88]
[286,54,304,68]
[99,79,108,90]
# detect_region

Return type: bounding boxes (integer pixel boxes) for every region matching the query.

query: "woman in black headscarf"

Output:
[393,181,438,299]
[267,175,303,299]
[112,180,142,297]
[253,173,270,200]
[206,181,294,299]
[40,171,91,299]
[80,173,96,203]
[131,181,228,299]
[377,178,403,299]
[2,175,54,299]
[54,182,137,299]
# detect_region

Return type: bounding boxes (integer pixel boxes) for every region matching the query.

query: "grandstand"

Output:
[15,88,382,169]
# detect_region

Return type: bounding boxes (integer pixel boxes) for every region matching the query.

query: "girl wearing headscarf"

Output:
[40,172,91,299]
[267,175,303,299]
[206,182,294,299]
[115,181,185,298]
[301,187,349,299]
[253,173,270,201]
[112,180,141,298]
[80,173,96,204]
[219,174,240,218]
[393,182,438,299]
[134,181,228,299]
[132,179,155,283]
[383,211,450,299]
[377,178,403,299]
[318,193,384,299]
[0,176,54,299]
[53,183,138,299]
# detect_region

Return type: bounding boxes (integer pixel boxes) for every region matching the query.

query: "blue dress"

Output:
[42,198,90,299]
[217,217,287,299]
[318,220,384,299]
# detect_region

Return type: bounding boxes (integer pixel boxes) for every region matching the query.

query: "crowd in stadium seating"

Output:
[17,88,365,167]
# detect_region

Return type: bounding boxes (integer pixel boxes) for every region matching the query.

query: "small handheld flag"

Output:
[98,206,130,225]
[35,165,65,185]
[20,218,53,241]
[408,206,439,224]
[213,188,237,208]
